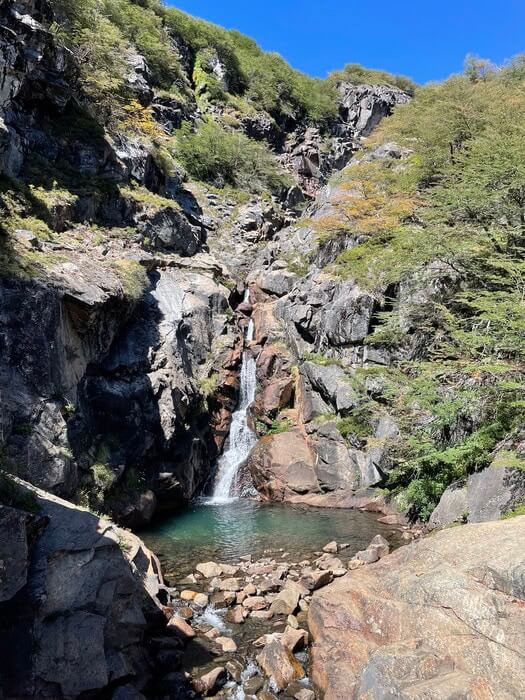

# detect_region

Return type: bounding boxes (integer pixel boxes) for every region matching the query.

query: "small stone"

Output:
[299,570,333,592]
[348,559,366,570]
[318,556,344,571]
[370,542,390,559]
[221,563,238,575]
[243,596,268,611]
[219,578,242,592]
[281,625,308,652]
[355,548,380,564]
[193,593,209,608]
[196,562,223,578]
[225,659,244,682]
[226,606,245,624]
[323,541,338,553]
[204,627,220,639]
[243,583,257,595]
[370,534,389,547]
[167,615,195,639]
[216,636,237,653]
[193,666,226,696]
[251,610,274,620]
[243,676,264,695]
[287,614,299,629]
[254,633,280,647]
[270,582,303,616]
[294,688,315,700]
[257,639,304,690]
[178,606,193,620]
[179,574,197,585]
[298,599,309,612]
[211,591,236,607]
[180,589,197,601]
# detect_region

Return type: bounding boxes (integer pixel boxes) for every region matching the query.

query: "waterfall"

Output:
[209,293,257,503]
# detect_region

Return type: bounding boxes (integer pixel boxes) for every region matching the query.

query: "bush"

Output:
[175,120,288,192]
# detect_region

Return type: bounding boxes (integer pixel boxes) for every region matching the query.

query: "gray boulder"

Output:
[430,455,525,529]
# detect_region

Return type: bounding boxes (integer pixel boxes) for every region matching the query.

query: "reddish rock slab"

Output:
[309,517,525,699]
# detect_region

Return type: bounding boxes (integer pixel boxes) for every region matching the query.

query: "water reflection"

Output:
[141,500,399,577]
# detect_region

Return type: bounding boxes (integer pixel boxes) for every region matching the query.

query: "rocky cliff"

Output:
[0,0,410,525]
[1,1,524,697]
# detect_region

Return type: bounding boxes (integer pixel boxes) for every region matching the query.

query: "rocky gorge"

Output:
[1,0,525,697]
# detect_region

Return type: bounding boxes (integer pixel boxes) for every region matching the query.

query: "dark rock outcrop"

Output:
[429,450,525,528]
[0,480,165,699]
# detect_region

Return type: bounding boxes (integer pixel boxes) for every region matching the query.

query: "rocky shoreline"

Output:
[151,528,410,699]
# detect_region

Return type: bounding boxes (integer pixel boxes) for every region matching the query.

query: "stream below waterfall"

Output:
[138,290,404,697]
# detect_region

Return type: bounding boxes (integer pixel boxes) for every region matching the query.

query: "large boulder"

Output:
[0,480,164,699]
[309,517,525,699]
[248,429,319,500]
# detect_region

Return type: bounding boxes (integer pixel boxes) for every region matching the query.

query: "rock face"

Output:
[429,452,525,529]
[309,517,525,699]
[0,480,165,699]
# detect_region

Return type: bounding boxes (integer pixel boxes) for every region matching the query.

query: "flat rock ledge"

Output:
[309,516,525,699]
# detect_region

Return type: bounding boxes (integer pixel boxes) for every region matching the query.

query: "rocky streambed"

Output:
[141,503,416,699]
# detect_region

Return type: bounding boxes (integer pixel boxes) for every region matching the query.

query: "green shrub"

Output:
[175,120,288,192]
[268,418,292,435]
[111,259,149,300]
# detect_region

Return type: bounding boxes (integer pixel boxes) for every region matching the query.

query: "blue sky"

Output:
[166,0,525,84]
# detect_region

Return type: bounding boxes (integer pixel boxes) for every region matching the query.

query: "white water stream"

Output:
[209,293,257,503]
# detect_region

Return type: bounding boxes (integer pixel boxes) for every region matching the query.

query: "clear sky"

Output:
[166,0,525,84]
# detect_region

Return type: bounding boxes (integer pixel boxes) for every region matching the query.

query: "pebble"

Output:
[322,540,338,553]
[215,636,237,652]
[193,593,209,607]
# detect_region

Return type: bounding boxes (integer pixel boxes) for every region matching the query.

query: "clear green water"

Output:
[141,499,399,579]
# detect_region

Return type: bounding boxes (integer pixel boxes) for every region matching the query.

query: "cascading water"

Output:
[209,293,257,503]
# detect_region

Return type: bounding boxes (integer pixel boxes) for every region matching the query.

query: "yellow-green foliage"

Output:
[326,57,525,365]
[121,185,180,210]
[111,259,149,300]
[491,450,525,471]
[199,372,220,398]
[120,100,164,138]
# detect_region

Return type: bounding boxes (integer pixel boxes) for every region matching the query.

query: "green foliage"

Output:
[174,119,288,192]
[268,418,293,435]
[0,472,40,513]
[501,502,525,519]
[491,450,525,471]
[328,63,416,95]
[302,352,343,367]
[198,372,220,398]
[337,403,374,440]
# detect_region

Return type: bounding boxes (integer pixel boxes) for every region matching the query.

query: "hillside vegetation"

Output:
[52,0,414,126]
[313,56,525,518]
